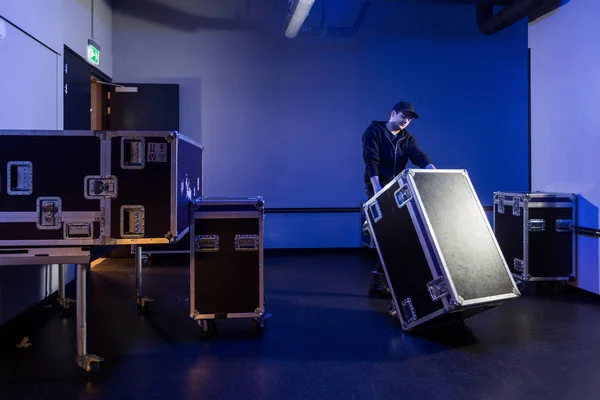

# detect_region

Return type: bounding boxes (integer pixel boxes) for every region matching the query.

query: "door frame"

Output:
[63,45,112,130]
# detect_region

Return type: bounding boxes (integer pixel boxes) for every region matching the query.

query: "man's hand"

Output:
[370,176,382,194]
[425,164,436,169]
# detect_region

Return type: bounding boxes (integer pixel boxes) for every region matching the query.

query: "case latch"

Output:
[368,200,382,223]
[120,205,145,238]
[528,219,546,232]
[121,137,145,169]
[394,185,412,209]
[514,258,524,273]
[512,197,521,216]
[400,298,417,323]
[497,195,505,214]
[64,222,94,239]
[36,197,62,230]
[84,176,118,199]
[556,219,572,232]
[427,276,448,301]
[7,161,33,195]
[195,235,219,252]
[234,234,259,251]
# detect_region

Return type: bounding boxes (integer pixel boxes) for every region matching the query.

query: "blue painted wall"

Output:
[112,0,529,248]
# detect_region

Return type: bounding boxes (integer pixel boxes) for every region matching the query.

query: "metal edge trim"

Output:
[571,203,577,278]
[141,250,190,255]
[170,133,178,237]
[528,277,571,281]
[0,130,96,137]
[526,202,574,208]
[409,168,465,174]
[192,197,264,206]
[177,132,204,150]
[259,209,265,313]
[175,226,189,242]
[192,312,259,320]
[461,292,519,306]
[0,239,103,246]
[193,211,260,219]
[113,238,170,245]
[103,130,178,138]
[406,307,447,330]
[189,208,196,319]
[101,133,112,242]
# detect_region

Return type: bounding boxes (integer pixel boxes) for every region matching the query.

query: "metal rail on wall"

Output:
[264,206,495,214]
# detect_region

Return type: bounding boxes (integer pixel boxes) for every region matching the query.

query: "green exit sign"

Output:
[87,39,100,65]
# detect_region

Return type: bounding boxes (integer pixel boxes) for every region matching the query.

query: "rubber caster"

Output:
[87,362,101,373]
[197,319,216,337]
[76,354,104,373]
[137,297,153,314]
[388,303,398,318]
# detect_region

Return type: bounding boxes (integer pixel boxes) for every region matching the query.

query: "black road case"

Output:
[363,169,520,331]
[493,191,576,282]
[0,130,203,247]
[0,130,104,246]
[189,196,268,336]
[360,201,375,249]
[103,130,203,246]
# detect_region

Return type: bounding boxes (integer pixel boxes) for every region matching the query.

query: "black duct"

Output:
[476,0,547,35]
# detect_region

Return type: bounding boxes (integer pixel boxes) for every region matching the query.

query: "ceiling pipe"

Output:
[476,0,547,35]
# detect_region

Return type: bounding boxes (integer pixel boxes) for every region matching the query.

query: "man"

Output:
[362,100,435,298]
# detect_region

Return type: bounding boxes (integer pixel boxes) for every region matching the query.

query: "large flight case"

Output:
[102,130,203,245]
[0,130,104,246]
[363,169,520,331]
[493,191,576,282]
[0,130,203,246]
[189,196,268,336]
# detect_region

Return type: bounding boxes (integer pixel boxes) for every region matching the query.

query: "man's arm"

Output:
[370,176,382,193]
[362,127,382,193]
[407,136,434,169]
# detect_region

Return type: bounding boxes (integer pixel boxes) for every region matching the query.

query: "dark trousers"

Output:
[365,185,384,275]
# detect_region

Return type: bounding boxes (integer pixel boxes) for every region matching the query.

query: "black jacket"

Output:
[362,121,433,189]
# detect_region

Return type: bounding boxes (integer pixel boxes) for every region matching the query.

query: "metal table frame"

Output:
[0,247,103,372]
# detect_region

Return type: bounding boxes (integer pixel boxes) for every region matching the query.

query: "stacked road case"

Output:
[493,191,576,282]
[0,131,104,246]
[189,196,268,336]
[363,169,520,331]
[0,130,203,246]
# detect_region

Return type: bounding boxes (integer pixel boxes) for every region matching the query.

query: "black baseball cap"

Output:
[392,101,419,119]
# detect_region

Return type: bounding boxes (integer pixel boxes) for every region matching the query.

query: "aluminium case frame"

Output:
[363,169,520,331]
[0,130,105,246]
[492,191,576,282]
[189,196,268,331]
[101,130,204,246]
[0,129,203,247]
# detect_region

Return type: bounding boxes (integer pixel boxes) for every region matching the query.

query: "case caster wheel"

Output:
[88,362,101,373]
[197,319,216,337]
[76,354,104,373]
[137,297,153,314]
[388,303,398,318]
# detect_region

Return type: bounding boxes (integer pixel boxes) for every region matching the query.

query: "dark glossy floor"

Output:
[0,249,599,400]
